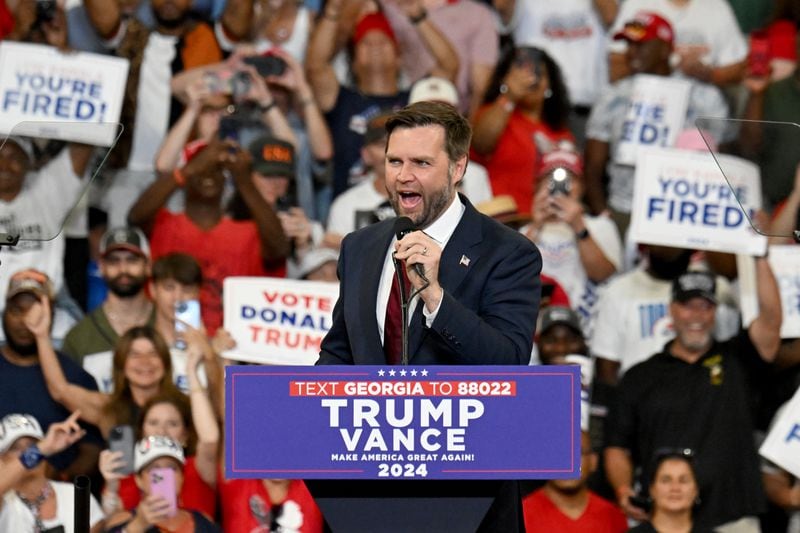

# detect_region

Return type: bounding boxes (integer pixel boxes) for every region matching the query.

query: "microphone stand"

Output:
[392,257,430,366]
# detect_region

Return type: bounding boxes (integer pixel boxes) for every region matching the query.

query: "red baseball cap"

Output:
[539,149,584,178]
[352,12,397,49]
[613,11,674,47]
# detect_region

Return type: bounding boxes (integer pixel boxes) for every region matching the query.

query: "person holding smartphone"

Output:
[520,148,622,336]
[104,435,219,532]
[0,412,105,533]
[227,135,327,280]
[471,45,574,218]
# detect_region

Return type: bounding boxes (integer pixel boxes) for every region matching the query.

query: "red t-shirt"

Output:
[219,478,323,533]
[118,456,216,520]
[0,0,13,40]
[149,209,286,334]
[471,110,573,216]
[523,489,628,533]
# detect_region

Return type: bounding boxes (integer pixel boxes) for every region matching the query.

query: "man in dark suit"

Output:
[318,101,542,366]
[314,101,542,532]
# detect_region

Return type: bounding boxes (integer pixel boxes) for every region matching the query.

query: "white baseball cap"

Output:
[409,77,459,107]
[0,414,44,453]
[134,435,185,472]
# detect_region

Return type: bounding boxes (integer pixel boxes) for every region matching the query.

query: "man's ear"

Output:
[451,155,468,186]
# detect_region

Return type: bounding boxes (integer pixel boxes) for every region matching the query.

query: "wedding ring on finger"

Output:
[422,247,428,256]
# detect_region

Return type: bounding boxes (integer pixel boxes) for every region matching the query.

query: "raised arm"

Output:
[583,139,610,215]
[223,142,292,261]
[305,0,344,112]
[270,49,333,161]
[25,298,109,431]
[0,412,85,496]
[748,255,782,362]
[127,172,182,235]
[471,65,531,154]
[184,327,220,488]
[395,0,458,81]
[156,80,209,173]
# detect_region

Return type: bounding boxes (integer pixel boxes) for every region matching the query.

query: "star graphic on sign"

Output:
[410,369,418,376]
[421,369,429,376]
[389,369,397,376]
[399,369,407,376]
[378,369,385,376]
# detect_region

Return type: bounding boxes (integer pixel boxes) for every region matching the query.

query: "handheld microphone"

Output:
[393,217,428,282]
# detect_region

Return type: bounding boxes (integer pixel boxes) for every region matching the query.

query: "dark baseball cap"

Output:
[538,306,583,335]
[100,227,150,259]
[6,269,55,301]
[672,271,717,305]
[249,136,295,178]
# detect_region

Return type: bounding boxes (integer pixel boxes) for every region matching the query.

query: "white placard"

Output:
[769,245,800,338]
[0,41,129,146]
[223,277,338,365]
[629,147,767,256]
[760,386,800,479]
[614,74,691,166]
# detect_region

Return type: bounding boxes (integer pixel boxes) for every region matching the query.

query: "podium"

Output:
[226,365,580,532]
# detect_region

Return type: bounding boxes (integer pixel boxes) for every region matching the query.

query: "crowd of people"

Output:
[1,0,800,530]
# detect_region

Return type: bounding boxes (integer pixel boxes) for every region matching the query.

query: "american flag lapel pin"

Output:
[459,255,470,267]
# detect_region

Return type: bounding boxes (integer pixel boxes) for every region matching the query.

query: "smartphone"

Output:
[547,168,572,196]
[243,55,287,78]
[149,467,178,517]
[108,425,135,476]
[748,30,771,78]
[175,300,201,333]
[218,115,240,143]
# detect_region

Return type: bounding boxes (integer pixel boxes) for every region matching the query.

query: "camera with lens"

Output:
[547,167,573,196]
[36,0,57,23]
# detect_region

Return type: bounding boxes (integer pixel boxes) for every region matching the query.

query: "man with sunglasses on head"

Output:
[604,261,782,532]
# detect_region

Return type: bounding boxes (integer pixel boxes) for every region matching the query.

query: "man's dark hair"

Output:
[385,101,472,163]
[151,253,202,286]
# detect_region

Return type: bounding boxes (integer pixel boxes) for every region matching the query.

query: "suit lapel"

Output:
[408,197,485,357]
[359,222,395,362]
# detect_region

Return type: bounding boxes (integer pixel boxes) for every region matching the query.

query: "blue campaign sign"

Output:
[226,365,581,480]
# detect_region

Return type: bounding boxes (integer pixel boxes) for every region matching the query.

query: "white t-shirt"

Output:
[82,347,208,394]
[460,161,493,206]
[326,177,391,238]
[126,32,177,172]
[0,149,82,302]
[607,0,748,68]
[511,0,609,107]
[586,74,729,213]
[0,481,104,533]
[590,266,739,375]
[524,214,623,335]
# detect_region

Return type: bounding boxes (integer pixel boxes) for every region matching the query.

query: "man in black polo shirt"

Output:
[605,262,782,532]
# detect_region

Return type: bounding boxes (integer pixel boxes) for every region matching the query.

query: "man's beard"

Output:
[390,178,455,229]
[107,275,146,298]
[154,9,189,29]
[676,330,713,353]
[2,316,38,357]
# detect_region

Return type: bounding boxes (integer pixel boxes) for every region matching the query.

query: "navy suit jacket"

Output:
[318,196,542,365]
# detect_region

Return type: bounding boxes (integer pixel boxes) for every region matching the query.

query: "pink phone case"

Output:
[149,468,178,517]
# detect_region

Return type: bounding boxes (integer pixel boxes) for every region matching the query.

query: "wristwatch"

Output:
[575,228,590,241]
[19,444,45,470]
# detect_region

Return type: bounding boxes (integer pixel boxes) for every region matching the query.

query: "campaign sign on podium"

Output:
[226,365,581,480]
